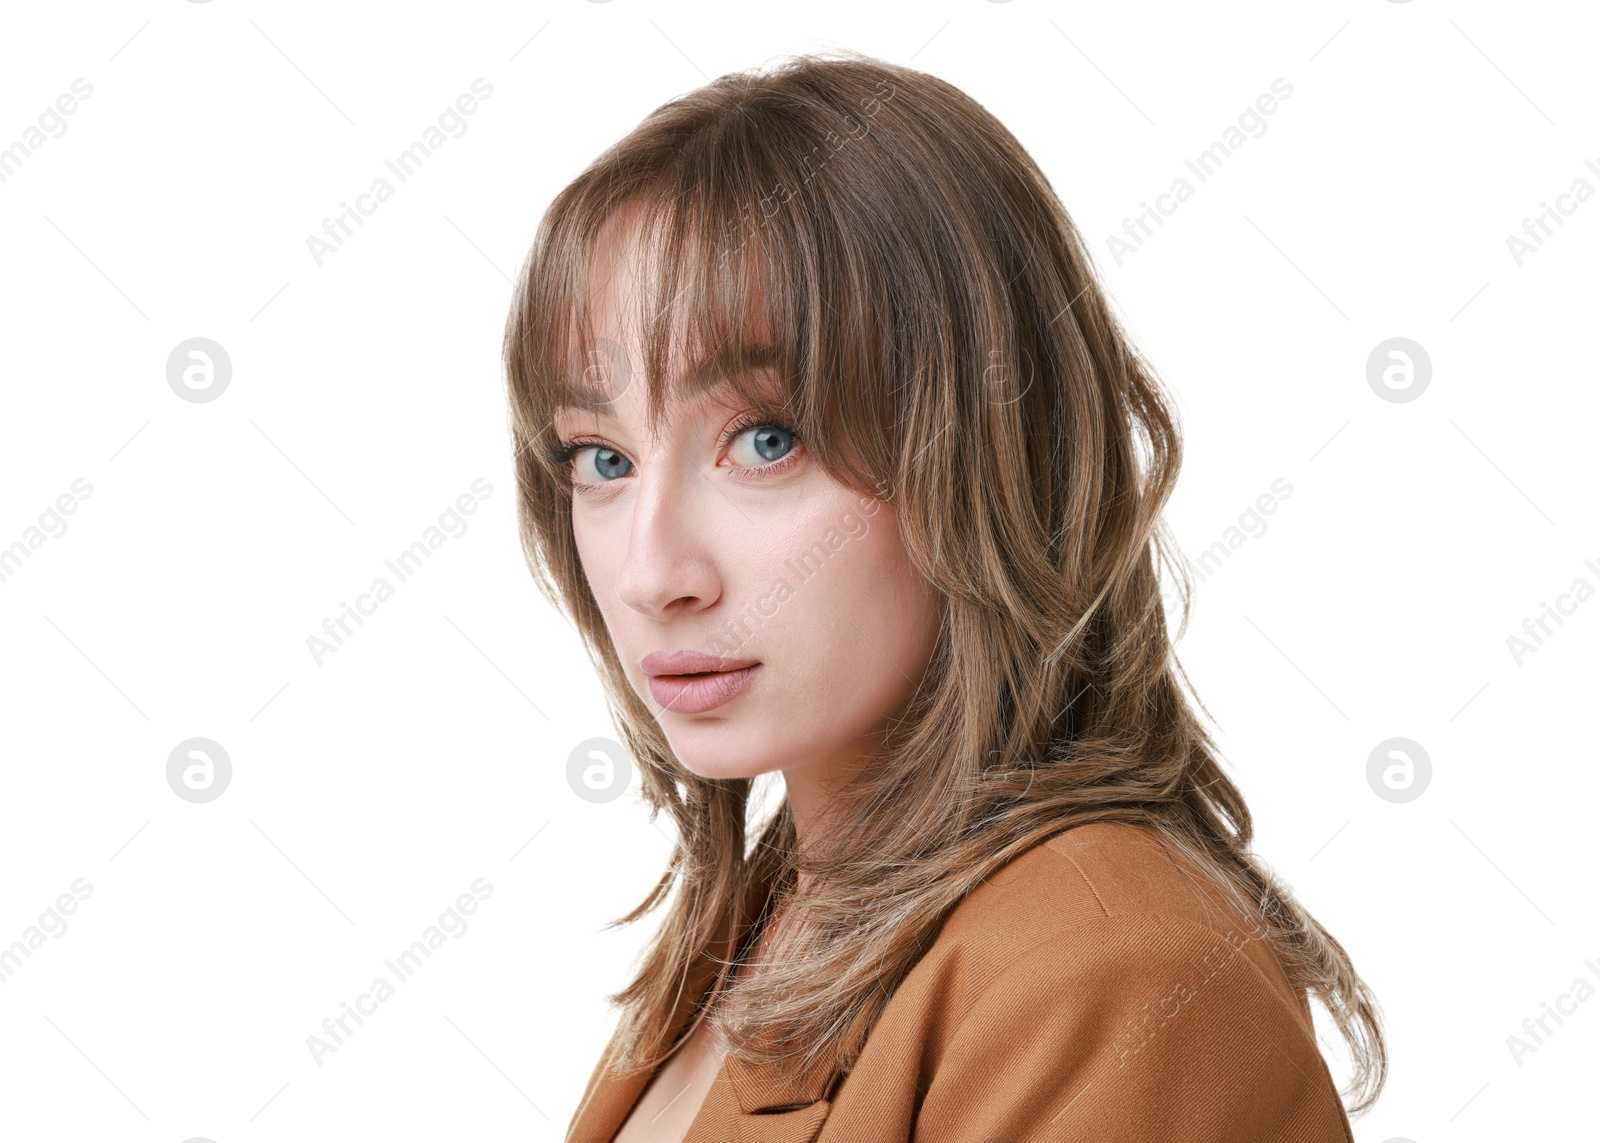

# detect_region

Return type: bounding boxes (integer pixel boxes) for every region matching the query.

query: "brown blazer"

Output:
[565,820,1356,1142]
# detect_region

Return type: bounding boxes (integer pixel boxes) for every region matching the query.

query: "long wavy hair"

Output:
[503,49,1386,1114]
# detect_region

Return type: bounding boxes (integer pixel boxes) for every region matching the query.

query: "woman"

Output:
[503,49,1385,1142]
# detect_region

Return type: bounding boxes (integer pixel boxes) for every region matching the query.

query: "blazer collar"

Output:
[722,1032,840,1113]
[565,934,724,1143]
[566,1042,838,1143]
[567,892,841,1141]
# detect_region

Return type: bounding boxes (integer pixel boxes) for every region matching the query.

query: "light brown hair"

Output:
[502,48,1386,1114]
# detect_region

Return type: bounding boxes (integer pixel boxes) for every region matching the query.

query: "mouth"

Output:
[645,663,763,715]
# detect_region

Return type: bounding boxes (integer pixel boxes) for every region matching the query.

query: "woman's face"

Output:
[553,210,943,816]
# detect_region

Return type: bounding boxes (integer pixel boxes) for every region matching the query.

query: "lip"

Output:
[641,651,761,677]
[641,651,763,715]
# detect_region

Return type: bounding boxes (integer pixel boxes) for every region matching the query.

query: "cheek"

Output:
[863,519,941,667]
[815,510,939,667]
[571,514,620,611]
[877,554,942,665]
[851,508,927,600]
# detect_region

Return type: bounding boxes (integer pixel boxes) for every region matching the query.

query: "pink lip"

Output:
[641,650,760,676]
[646,663,763,714]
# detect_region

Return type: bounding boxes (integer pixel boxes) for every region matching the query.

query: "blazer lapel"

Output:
[722,1038,840,1112]
[728,1101,834,1143]
[711,883,842,1142]
[566,897,757,1142]
[564,1038,653,1143]
[567,882,842,1143]
[574,1019,841,1143]
[718,1045,840,1143]
[565,939,734,1141]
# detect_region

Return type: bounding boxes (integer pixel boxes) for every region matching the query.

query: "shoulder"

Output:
[939,819,1259,947]
[935,820,1309,1023]
[901,821,1351,1141]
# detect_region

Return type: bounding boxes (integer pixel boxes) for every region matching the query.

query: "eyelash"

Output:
[543,412,803,491]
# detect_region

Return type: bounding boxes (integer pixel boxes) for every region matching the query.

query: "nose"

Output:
[613,455,721,621]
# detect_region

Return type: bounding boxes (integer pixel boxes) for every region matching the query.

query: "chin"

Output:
[677,757,771,782]
[665,728,776,782]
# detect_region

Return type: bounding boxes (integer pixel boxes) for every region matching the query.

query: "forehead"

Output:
[582,197,691,328]
[549,192,788,436]
[553,344,785,420]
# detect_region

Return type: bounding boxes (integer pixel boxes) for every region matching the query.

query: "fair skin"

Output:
[552,204,944,864]
[555,207,943,1140]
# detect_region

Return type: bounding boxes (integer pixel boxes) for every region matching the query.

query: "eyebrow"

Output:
[553,344,782,417]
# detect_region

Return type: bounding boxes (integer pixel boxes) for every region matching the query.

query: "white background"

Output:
[0,1,1595,1140]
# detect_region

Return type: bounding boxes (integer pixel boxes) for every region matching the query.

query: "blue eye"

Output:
[544,413,802,491]
[542,438,634,483]
[581,446,631,482]
[726,421,797,466]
